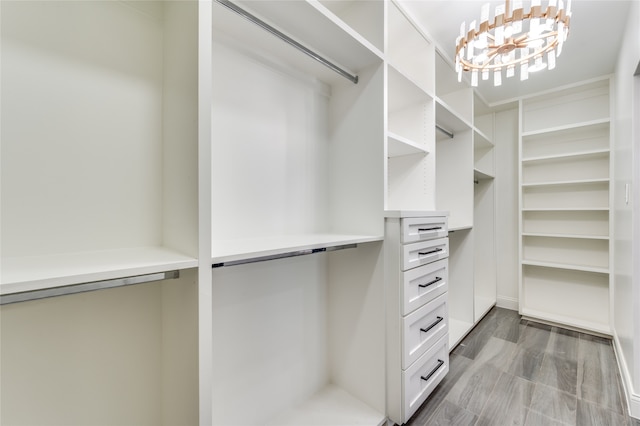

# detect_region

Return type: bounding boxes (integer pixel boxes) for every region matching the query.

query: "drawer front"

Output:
[401,217,448,244]
[402,238,449,271]
[402,258,448,315]
[402,293,448,369]
[402,335,449,423]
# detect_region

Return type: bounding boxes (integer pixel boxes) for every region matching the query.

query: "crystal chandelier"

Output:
[455,0,571,87]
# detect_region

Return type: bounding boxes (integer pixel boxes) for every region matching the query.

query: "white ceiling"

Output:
[399,0,634,106]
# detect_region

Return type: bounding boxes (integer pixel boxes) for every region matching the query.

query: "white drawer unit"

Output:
[401,216,448,244]
[385,211,449,425]
[402,293,448,368]
[402,335,449,421]
[402,238,449,271]
[403,258,448,316]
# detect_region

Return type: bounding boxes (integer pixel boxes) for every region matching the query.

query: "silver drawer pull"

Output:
[421,359,445,382]
[418,248,443,256]
[418,226,442,232]
[418,277,442,288]
[420,316,444,333]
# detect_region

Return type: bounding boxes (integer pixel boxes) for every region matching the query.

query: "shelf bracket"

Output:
[0,270,180,305]
[212,244,357,268]
[436,125,454,139]
[216,0,359,84]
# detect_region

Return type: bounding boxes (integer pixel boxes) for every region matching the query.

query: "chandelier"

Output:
[455,0,571,87]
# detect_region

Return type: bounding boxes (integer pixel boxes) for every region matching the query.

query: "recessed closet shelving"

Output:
[211,1,385,424]
[519,77,612,335]
[1,1,201,424]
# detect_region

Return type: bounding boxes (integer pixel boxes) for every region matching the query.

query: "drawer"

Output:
[402,238,449,271]
[402,293,448,368]
[402,258,448,315]
[401,217,448,244]
[402,335,449,422]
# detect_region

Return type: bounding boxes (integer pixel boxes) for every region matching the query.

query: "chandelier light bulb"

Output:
[455,0,570,86]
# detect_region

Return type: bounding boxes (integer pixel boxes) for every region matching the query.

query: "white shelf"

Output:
[211,233,383,264]
[522,208,610,212]
[435,98,472,141]
[521,307,611,336]
[387,65,433,113]
[387,132,428,157]
[266,384,386,426]
[474,168,494,181]
[521,259,609,275]
[522,178,610,187]
[522,232,609,240]
[521,118,610,138]
[449,318,473,351]
[212,0,382,86]
[522,148,610,163]
[448,224,473,232]
[1,247,198,295]
[473,128,493,148]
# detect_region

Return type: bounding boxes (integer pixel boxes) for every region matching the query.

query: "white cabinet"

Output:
[518,78,612,334]
[386,211,449,425]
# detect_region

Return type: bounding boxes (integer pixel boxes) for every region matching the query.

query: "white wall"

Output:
[613,0,640,417]
[494,108,520,310]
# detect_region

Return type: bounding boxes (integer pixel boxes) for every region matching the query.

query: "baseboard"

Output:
[496,295,518,311]
[613,333,640,419]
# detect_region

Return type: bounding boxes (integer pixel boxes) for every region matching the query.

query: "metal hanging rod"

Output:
[436,125,454,139]
[0,270,180,305]
[212,244,357,268]
[216,0,359,84]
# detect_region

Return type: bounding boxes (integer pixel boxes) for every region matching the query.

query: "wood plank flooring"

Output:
[405,307,640,426]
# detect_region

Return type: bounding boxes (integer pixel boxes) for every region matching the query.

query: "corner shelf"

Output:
[474,168,494,181]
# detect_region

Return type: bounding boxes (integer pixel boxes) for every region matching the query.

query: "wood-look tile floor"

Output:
[405,307,640,426]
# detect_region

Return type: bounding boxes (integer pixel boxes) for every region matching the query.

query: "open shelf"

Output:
[521,78,610,134]
[211,234,383,265]
[521,264,610,334]
[522,235,608,271]
[317,0,384,54]
[521,260,609,275]
[266,385,385,426]
[522,210,609,237]
[213,1,382,86]
[522,233,609,240]
[387,132,429,157]
[522,178,610,187]
[474,168,494,181]
[522,148,610,163]
[1,247,197,296]
[521,151,609,185]
[522,181,609,210]
[435,99,473,142]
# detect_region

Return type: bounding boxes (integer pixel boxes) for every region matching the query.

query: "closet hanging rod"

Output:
[436,125,454,139]
[216,0,359,84]
[0,270,180,305]
[212,244,357,268]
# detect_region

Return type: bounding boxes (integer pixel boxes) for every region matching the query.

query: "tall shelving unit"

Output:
[210,1,386,425]
[519,77,612,334]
